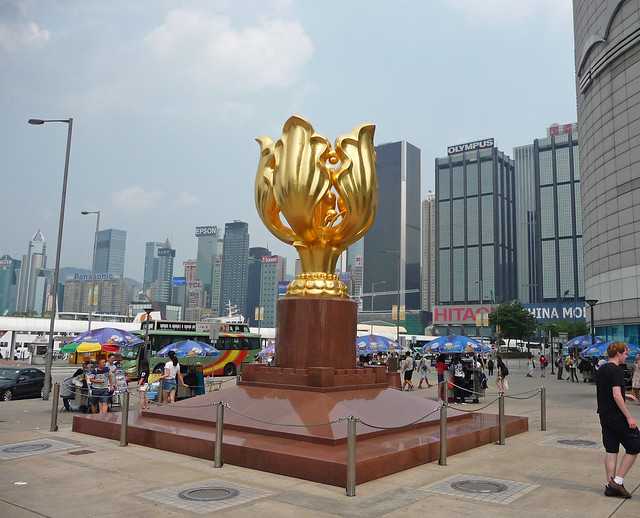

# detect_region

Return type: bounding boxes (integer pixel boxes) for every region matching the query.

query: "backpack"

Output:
[501,364,509,377]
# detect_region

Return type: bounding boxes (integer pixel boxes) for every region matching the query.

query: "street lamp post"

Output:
[81,210,100,331]
[586,299,599,345]
[28,117,73,400]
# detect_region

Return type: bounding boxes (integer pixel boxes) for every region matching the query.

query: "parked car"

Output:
[0,367,45,401]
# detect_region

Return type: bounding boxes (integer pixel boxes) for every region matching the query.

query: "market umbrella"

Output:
[75,342,120,354]
[565,335,604,350]
[69,328,142,347]
[356,334,399,354]
[421,335,482,354]
[581,342,640,358]
[156,340,219,358]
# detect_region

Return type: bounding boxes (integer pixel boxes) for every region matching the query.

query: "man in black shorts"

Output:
[597,342,639,498]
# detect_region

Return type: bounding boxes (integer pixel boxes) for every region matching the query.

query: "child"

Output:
[138,370,149,410]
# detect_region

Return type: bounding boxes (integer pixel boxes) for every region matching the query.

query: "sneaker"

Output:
[605,484,619,497]
[608,480,632,499]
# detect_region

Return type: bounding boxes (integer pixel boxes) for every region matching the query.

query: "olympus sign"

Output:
[195,226,218,237]
[447,138,494,156]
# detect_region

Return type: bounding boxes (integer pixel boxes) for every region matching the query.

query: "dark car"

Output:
[0,367,45,401]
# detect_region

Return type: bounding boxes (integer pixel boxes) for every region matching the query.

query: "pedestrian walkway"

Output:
[0,360,639,517]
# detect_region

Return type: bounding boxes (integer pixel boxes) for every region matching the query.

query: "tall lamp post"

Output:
[28,117,73,401]
[81,210,100,331]
[586,299,599,345]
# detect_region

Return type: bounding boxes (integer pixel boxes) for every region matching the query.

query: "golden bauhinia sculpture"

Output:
[255,115,377,298]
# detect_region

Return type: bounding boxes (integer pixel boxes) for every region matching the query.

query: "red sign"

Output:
[433,305,495,325]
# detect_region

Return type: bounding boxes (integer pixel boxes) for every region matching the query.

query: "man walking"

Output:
[597,342,640,498]
[556,355,564,380]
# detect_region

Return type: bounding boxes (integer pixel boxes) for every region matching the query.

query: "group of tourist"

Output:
[71,354,122,414]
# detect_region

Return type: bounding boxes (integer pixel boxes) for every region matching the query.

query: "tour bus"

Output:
[119,320,261,380]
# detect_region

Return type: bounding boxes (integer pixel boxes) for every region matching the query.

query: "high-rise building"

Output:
[247,247,271,325]
[152,239,175,304]
[195,226,221,308]
[346,240,364,309]
[143,242,164,294]
[361,141,421,311]
[514,123,583,304]
[183,259,203,321]
[94,229,126,278]
[210,238,224,316]
[573,0,640,342]
[421,192,436,312]
[219,221,250,317]
[259,255,287,327]
[63,278,128,315]
[16,230,47,314]
[0,255,21,315]
[435,139,517,306]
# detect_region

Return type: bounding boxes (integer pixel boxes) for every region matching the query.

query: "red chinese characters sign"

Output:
[432,305,495,325]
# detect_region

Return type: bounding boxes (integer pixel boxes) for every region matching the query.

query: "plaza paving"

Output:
[1,360,640,517]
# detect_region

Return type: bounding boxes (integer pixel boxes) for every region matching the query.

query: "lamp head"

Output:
[28,119,45,125]
[586,299,599,307]
[81,211,89,215]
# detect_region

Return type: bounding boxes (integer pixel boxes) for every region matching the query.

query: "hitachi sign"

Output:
[447,138,495,156]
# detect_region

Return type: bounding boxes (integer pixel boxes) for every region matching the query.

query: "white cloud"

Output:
[172,191,199,208]
[144,8,313,91]
[444,0,572,25]
[112,186,164,211]
[0,20,49,52]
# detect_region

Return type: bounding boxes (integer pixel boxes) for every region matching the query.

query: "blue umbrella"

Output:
[356,334,398,354]
[565,335,604,350]
[422,335,482,354]
[68,327,143,347]
[582,342,640,358]
[157,340,219,358]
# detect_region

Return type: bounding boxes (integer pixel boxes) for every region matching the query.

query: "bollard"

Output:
[119,392,130,446]
[439,401,448,466]
[540,386,547,431]
[49,382,60,432]
[214,402,224,468]
[498,392,506,445]
[346,416,358,497]
[236,362,243,384]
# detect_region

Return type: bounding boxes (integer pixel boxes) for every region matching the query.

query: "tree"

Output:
[489,301,537,348]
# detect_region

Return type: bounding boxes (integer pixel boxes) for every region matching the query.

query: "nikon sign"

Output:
[447,138,495,156]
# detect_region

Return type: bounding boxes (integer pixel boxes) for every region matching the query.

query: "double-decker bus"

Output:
[120,320,261,379]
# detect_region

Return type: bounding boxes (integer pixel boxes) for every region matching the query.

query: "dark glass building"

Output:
[361,141,421,312]
[435,140,517,305]
[514,124,583,304]
[219,221,250,317]
[246,246,270,325]
[94,229,126,278]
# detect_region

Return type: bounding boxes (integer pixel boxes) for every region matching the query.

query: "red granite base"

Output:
[72,385,528,486]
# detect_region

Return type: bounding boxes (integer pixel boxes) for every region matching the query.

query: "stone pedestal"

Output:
[241,296,389,390]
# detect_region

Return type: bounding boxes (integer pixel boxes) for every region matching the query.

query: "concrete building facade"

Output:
[16,230,47,314]
[514,124,584,304]
[573,0,640,342]
[435,140,517,305]
[421,193,436,312]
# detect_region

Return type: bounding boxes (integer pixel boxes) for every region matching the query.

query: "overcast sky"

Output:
[0,0,577,281]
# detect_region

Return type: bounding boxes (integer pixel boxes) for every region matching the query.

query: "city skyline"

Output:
[1,2,576,281]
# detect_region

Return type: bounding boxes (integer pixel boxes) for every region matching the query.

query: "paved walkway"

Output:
[1,361,640,517]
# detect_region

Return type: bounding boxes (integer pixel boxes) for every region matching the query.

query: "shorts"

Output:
[163,379,177,392]
[404,370,413,381]
[600,415,640,454]
[437,373,445,383]
[90,388,111,404]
